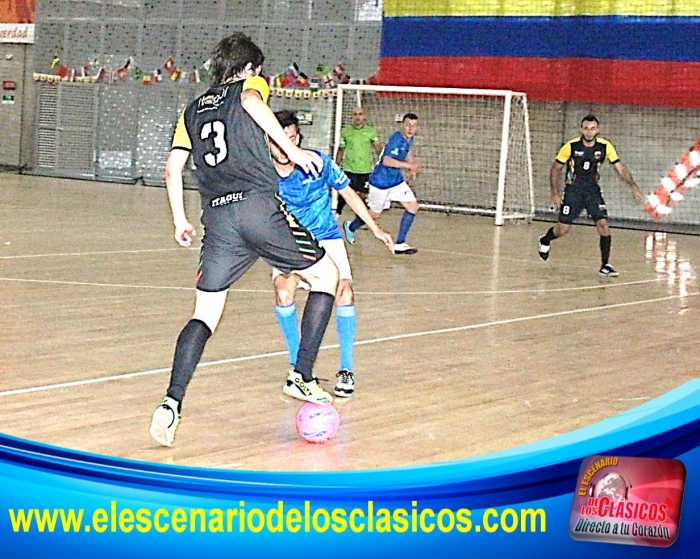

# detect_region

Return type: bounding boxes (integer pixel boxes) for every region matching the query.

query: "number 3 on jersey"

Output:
[201,120,227,167]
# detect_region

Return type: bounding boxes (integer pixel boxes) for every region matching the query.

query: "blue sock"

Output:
[336,305,356,372]
[396,211,416,244]
[349,217,364,232]
[275,303,299,366]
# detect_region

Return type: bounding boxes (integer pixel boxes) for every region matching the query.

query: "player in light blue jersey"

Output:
[344,113,421,255]
[271,110,393,397]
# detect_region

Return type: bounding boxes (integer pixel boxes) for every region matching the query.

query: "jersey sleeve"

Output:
[369,126,379,144]
[605,140,620,164]
[325,155,351,191]
[383,132,405,161]
[338,128,347,149]
[171,109,192,151]
[242,76,270,103]
[555,142,571,164]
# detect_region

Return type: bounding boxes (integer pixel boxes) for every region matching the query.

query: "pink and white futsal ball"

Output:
[296,402,340,443]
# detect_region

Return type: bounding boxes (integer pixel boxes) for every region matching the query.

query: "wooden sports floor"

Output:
[1,174,698,472]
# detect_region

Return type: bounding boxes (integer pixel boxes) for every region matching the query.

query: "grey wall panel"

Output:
[140,24,178,72]
[180,24,225,70]
[144,0,181,20]
[103,23,140,67]
[41,0,68,19]
[65,0,104,19]
[260,24,306,74]
[267,0,309,23]
[224,0,264,21]
[64,22,103,69]
[0,45,26,167]
[307,24,350,71]
[106,1,142,20]
[345,23,381,79]
[33,21,65,70]
[312,0,354,22]
[180,0,225,21]
[97,84,139,180]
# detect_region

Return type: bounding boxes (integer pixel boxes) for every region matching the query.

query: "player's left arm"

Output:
[241,78,322,175]
[339,186,393,252]
[405,151,420,180]
[613,161,643,201]
[607,141,642,201]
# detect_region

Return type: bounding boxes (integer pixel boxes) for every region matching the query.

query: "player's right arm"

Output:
[382,143,420,174]
[339,186,393,252]
[549,160,565,208]
[550,143,570,208]
[240,77,322,176]
[166,111,197,247]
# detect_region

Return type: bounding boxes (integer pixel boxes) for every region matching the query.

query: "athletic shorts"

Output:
[559,186,608,224]
[344,172,370,195]
[367,181,417,214]
[272,238,351,285]
[196,192,325,292]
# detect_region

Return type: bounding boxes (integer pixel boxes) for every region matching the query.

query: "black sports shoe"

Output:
[538,237,550,261]
[599,264,619,277]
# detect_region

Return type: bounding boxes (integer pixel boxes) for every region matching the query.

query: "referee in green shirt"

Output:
[334,106,382,218]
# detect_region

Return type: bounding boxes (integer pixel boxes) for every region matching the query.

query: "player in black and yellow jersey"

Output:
[150,33,339,447]
[538,115,642,277]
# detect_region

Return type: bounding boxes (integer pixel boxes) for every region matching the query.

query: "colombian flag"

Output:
[379,1,700,108]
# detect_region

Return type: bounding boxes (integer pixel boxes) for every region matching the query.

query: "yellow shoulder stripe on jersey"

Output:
[556,138,577,163]
[597,137,620,163]
[171,109,192,151]
[243,76,270,103]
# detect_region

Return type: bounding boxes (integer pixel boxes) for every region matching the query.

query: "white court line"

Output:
[0,276,666,296]
[0,248,188,260]
[1,291,697,398]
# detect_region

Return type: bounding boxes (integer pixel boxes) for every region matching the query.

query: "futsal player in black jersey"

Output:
[538,115,642,277]
[150,33,339,447]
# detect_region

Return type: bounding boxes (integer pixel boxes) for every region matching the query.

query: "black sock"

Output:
[541,227,557,245]
[336,195,346,215]
[166,319,212,405]
[295,292,335,382]
[349,217,365,232]
[600,235,611,266]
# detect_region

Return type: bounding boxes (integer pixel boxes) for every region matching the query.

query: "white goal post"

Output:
[334,84,535,225]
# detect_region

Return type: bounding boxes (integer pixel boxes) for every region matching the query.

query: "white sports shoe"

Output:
[149,396,181,447]
[283,369,333,404]
[334,369,355,398]
[393,242,418,255]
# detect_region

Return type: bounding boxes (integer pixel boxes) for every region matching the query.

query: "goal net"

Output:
[334,84,534,225]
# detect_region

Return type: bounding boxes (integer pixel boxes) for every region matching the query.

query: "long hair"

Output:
[211,33,265,85]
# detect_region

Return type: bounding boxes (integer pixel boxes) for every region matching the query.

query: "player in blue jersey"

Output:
[270,110,393,397]
[343,113,421,255]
